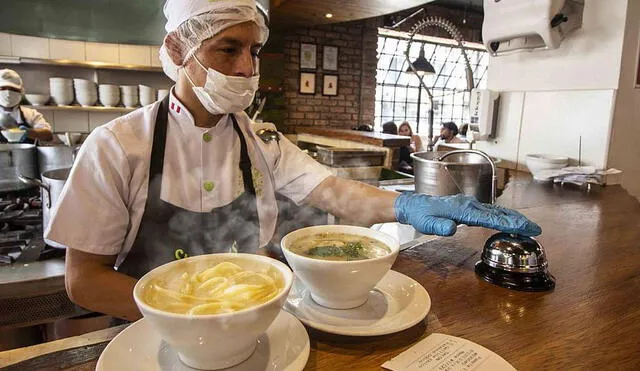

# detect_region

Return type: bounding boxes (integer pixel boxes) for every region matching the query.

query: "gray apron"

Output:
[117,96,260,279]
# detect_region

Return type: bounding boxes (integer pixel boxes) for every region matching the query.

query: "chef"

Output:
[0,69,53,142]
[47,0,541,321]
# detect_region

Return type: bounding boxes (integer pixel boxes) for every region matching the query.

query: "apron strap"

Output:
[230,114,257,196]
[18,107,30,128]
[149,95,170,178]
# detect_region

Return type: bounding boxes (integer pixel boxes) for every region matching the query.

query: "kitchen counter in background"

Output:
[2,175,639,369]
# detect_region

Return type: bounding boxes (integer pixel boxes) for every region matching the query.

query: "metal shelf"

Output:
[23,105,136,113]
[0,56,163,72]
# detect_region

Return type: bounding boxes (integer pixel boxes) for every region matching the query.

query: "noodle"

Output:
[142,262,283,315]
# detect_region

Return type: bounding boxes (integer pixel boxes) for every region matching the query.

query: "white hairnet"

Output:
[160,0,269,81]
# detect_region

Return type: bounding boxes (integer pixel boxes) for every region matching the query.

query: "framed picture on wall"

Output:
[299,72,316,95]
[323,46,339,71]
[300,43,317,70]
[322,74,338,96]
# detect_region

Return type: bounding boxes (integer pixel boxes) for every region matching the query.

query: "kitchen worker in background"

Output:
[0,69,53,143]
[48,0,542,321]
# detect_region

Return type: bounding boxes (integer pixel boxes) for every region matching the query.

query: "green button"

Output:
[203,181,215,192]
[203,133,212,142]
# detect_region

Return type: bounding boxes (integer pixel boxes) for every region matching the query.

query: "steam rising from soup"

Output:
[288,233,390,261]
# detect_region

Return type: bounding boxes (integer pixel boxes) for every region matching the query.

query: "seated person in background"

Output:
[354,124,373,132]
[434,121,466,145]
[382,121,398,135]
[398,121,423,152]
[0,69,53,143]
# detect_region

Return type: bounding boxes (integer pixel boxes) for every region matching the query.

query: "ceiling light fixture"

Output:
[325,13,333,19]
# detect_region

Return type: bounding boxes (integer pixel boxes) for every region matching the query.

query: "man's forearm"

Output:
[306,176,399,226]
[65,249,142,321]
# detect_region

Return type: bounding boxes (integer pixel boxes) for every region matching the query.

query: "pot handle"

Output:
[18,174,51,208]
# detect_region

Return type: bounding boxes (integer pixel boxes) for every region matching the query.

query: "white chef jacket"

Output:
[0,105,52,130]
[45,90,331,266]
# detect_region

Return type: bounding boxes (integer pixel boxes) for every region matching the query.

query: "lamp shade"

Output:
[406,46,435,76]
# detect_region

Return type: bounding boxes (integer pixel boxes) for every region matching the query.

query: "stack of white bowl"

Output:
[99,84,120,107]
[139,85,157,106]
[49,78,74,106]
[157,89,170,101]
[73,79,98,107]
[120,85,139,108]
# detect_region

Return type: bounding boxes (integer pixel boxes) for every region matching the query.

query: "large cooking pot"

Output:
[19,168,70,248]
[411,150,500,204]
[37,145,77,175]
[0,143,37,193]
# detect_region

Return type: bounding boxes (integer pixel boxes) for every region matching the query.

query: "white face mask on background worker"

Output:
[159,0,267,115]
[0,69,25,109]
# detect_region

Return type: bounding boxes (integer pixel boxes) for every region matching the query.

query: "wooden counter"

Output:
[2,177,640,370]
[294,127,410,147]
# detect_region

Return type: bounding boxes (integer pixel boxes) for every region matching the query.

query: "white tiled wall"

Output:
[85,42,119,64]
[119,44,151,66]
[476,90,615,171]
[50,39,85,61]
[53,111,90,133]
[0,33,11,56]
[11,35,50,59]
[89,112,121,131]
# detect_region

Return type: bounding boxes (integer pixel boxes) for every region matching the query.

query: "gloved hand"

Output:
[394,192,542,237]
[18,125,29,142]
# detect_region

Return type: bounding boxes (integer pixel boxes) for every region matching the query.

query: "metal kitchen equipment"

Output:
[317,147,386,168]
[18,167,70,248]
[475,233,556,291]
[0,143,38,193]
[411,149,498,204]
[36,145,77,175]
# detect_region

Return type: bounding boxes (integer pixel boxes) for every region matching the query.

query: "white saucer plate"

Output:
[96,310,310,371]
[285,269,431,336]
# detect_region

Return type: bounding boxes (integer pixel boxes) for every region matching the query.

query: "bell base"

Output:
[474,261,555,292]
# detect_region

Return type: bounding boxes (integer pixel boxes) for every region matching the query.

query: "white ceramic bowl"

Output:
[281,225,399,309]
[157,89,169,100]
[525,154,569,180]
[77,95,97,107]
[1,129,26,142]
[57,132,85,146]
[51,94,73,106]
[25,94,50,106]
[133,253,293,370]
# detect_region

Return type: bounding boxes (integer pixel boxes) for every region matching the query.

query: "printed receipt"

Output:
[382,333,517,371]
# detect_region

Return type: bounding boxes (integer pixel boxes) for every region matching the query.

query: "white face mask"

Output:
[184,56,259,115]
[0,90,22,108]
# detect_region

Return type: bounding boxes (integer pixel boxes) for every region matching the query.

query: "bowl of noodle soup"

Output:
[133,253,293,370]
[281,225,399,309]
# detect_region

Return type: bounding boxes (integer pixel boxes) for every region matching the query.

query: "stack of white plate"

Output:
[73,79,98,107]
[157,89,169,101]
[99,84,120,107]
[49,77,74,106]
[120,85,139,108]
[139,85,157,106]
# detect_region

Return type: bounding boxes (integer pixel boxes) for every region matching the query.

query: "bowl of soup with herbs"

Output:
[281,225,399,309]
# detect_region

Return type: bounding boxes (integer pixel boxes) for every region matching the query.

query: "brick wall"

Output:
[281,18,380,133]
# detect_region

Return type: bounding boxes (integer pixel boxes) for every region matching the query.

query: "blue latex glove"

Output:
[18,125,29,142]
[395,192,542,237]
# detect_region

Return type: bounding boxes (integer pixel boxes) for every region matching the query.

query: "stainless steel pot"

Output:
[37,145,77,175]
[411,150,500,204]
[0,143,37,193]
[19,168,70,247]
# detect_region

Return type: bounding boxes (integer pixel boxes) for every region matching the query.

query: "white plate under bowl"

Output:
[285,270,430,336]
[96,310,310,371]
